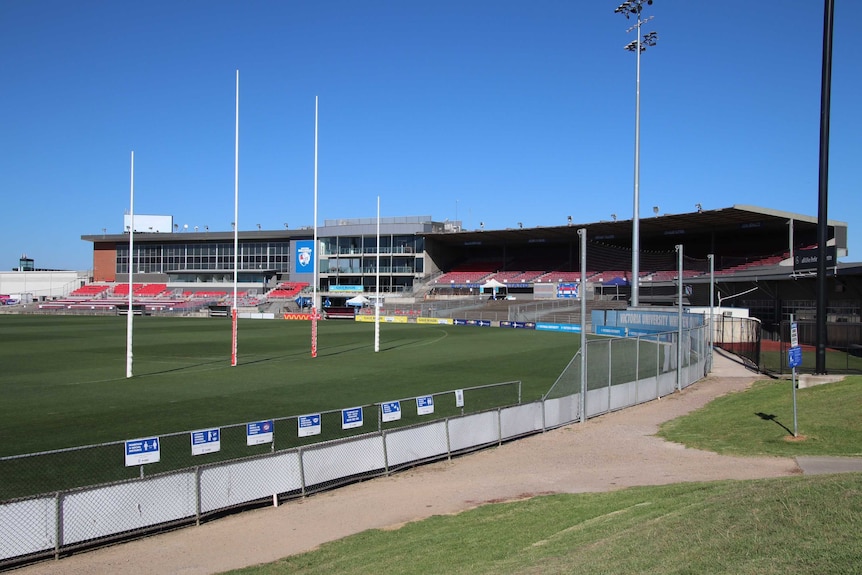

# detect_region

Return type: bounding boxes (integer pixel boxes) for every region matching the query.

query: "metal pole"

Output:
[631,17,642,308]
[708,253,714,373]
[815,0,834,375]
[231,70,240,367]
[790,314,799,437]
[374,196,381,352]
[126,151,135,378]
[579,228,588,423]
[676,243,683,392]
[311,96,320,358]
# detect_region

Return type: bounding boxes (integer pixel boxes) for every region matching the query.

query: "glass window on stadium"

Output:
[321,237,336,256]
[329,257,361,274]
[116,245,163,274]
[188,243,219,270]
[270,241,291,272]
[375,235,392,254]
[164,244,185,271]
[392,235,418,254]
[337,236,362,255]
[392,256,415,273]
[365,254,391,273]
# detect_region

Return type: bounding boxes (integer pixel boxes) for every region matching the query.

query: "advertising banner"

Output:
[556,282,579,298]
[500,321,536,329]
[330,285,364,292]
[294,240,315,275]
[454,319,491,327]
[416,317,453,325]
[536,323,581,333]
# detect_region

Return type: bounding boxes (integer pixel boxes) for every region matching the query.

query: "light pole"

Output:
[615,0,657,308]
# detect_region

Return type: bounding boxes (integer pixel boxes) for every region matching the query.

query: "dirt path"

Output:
[15,352,799,575]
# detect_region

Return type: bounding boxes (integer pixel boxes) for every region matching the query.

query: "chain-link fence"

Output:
[0,324,709,568]
[544,325,709,412]
[713,315,761,370]
[761,320,862,375]
[0,380,520,503]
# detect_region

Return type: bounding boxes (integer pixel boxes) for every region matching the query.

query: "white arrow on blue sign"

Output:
[124,437,160,467]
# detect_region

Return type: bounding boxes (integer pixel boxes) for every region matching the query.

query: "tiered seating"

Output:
[486,271,548,284]
[434,271,492,285]
[134,283,168,296]
[267,282,309,299]
[485,271,524,284]
[715,253,787,276]
[645,270,702,282]
[111,283,141,296]
[69,284,110,297]
[537,271,597,283]
[183,290,228,299]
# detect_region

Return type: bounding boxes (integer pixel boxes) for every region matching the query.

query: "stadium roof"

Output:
[422,205,848,255]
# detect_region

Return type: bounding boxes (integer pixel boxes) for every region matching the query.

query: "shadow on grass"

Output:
[755,412,794,436]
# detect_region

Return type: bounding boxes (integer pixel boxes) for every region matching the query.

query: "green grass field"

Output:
[657,376,862,457]
[0,315,587,499]
[0,315,585,454]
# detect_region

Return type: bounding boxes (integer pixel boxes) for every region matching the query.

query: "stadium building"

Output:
[71,204,861,331]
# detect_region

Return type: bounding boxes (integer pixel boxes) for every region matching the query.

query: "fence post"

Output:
[54,491,63,560]
[656,335,661,399]
[635,335,641,405]
[607,339,612,413]
[445,418,452,461]
[195,466,202,526]
[541,395,547,432]
[298,447,307,497]
[382,430,390,475]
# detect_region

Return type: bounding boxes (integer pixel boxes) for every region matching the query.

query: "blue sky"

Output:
[1,1,859,271]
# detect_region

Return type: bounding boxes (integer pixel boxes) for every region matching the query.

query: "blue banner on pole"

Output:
[294,241,315,275]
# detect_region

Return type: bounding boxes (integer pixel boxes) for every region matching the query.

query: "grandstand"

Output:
[68,203,861,332]
[266,282,309,299]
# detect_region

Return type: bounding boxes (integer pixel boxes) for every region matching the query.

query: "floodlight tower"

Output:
[615,0,657,307]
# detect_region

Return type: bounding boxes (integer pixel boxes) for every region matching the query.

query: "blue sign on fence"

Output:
[246,420,274,446]
[788,346,803,369]
[298,414,322,437]
[191,428,221,456]
[341,407,363,430]
[416,395,435,416]
[381,400,401,422]
[124,437,160,467]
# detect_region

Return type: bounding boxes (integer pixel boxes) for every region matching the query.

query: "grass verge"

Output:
[222,475,862,575]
